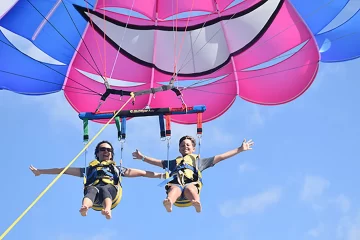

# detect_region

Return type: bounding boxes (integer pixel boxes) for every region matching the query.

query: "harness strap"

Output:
[159,114,165,139]
[85,163,120,187]
[158,163,202,187]
[83,119,89,142]
[115,116,121,141]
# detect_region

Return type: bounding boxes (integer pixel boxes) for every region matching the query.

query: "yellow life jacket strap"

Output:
[84,160,120,187]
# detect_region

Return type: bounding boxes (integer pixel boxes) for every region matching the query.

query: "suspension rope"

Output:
[166,136,171,174]
[119,140,124,182]
[83,119,89,184]
[165,115,172,173]
[83,147,88,185]
[197,112,202,158]
[0,94,135,240]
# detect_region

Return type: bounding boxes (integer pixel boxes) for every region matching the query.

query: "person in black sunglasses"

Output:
[29,140,164,220]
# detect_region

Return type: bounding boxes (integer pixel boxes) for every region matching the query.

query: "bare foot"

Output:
[163,198,172,212]
[79,205,89,216]
[192,200,202,213]
[101,209,112,220]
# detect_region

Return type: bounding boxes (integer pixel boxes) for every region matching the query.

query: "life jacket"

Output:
[170,154,202,184]
[84,159,121,187]
[84,159,123,211]
[166,154,203,208]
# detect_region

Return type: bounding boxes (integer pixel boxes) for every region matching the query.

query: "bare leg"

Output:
[163,185,182,212]
[183,184,201,213]
[79,197,93,216]
[101,198,112,220]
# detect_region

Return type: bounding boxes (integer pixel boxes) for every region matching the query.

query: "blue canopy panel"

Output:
[290,0,360,62]
[316,9,360,62]
[0,0,95,95]
[290,0,349,34]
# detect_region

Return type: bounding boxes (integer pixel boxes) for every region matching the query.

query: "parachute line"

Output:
[172,0,178,76]
[0,94,135,240]
[0,38,101,95]
[181,61,319,96]
[177,9,242,73]
[60,0,107,82]
[177,11,214,75]
[25,0,108,83]
[103,0,107,79]
[84,1,108,83]
[173,0,196,77]
[181,26,354,91]
[0,69,100,95]
[109,0,137,79]
[234,0,346,61]
[176,0,339,77]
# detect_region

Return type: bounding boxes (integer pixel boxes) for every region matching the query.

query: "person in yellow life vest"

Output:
[29,140,165,220]
[132,135,254,213]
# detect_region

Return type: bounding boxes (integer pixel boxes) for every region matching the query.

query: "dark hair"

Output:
[179,135,196,147]
[94,140,114,160]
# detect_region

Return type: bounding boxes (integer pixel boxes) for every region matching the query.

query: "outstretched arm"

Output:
[132,149,163,168]
[29,165,82,177]
[123,168,165,178]
[213,139,254,165]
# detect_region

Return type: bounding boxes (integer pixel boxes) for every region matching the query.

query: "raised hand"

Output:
[240,139,254,151]
[132,149,144,160]
[29,165,41,176]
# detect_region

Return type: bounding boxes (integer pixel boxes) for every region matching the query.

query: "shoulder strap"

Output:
[89,160,100,167]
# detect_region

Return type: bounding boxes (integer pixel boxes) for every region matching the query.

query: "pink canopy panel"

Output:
[63,0,320,124]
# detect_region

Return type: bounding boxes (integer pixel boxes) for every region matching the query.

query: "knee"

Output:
[167,185,182,195]
[86,186,98,194]
[101,187,114,200]
[184,185,197,194]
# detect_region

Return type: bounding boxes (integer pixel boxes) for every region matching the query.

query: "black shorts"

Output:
[84,182,117,205]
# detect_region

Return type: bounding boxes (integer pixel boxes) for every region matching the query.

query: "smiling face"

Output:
[95,141,114,161]
[179,136,196,156]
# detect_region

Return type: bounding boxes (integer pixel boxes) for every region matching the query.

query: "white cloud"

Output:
[219,187,282,217]
[348,227,360,240]
[308,223,324,238]
[245,104,283,129]
[300,175,330,201]
[251,105,265,126]
[337,211,360,240]
[333,194,351,214]
[239,162,256,173]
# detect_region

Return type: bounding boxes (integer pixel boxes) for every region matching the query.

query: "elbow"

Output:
[215,155,223,161]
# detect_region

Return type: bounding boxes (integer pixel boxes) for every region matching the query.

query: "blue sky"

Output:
[1,1,360,240]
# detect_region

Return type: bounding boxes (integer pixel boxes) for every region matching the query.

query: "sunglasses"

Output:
[99,147,112,152]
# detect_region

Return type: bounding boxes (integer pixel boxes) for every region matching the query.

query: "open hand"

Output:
[240,139,254,151]
[29,165,41,176]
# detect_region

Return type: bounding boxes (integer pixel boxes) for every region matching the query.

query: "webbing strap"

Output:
[83,119,89,142]
[197,113,202,135]
[159,114,165,139]
[115,116,121,141]
[165,115,171,137]
[121,117,126,141]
